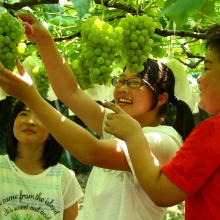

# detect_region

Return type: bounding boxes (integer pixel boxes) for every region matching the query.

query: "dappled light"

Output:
[61,115,66,122]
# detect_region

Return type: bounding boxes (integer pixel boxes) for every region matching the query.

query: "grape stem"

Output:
[141,0,158,13]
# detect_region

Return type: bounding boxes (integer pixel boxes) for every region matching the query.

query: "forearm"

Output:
[36,36,79,102]
[25,94,130,170]
[26,94,100,163]
[125,133,189,206]
[125,133,162,192]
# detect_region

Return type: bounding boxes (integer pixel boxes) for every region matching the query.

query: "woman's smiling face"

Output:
[113,69,155,122]
[13,106,49,146]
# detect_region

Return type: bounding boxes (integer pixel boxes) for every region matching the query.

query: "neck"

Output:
[14,157,46,175]
[14,143,46,175]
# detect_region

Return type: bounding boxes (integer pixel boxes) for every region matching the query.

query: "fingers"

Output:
[104,101,123,114]
[0,62,9,78]
[22,21,34,37]
[16,60,26,76]
[15,13,36,24]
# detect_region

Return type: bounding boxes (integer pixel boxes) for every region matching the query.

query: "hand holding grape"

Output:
[0,60,40,104]
[15,13,52,43]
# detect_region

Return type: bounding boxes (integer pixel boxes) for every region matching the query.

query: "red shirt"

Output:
[162,116,220,219]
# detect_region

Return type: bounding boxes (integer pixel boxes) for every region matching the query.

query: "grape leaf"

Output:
[163,0,206,29]
[71,0,91,19]
[49,15,78,27]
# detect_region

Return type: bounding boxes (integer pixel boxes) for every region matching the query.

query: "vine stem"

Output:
[136,0,139,15]
[142,0,158,13]
[101,0,104,21]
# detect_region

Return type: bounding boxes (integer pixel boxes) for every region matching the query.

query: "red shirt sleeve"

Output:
[162,116,220,195]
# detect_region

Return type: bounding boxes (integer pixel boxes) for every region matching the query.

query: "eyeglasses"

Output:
[111,77,146,88]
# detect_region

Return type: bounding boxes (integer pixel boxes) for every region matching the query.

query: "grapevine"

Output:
[119,13,158,73]
[32,66,50,98]
[76,16,123,90]
[0,12,26,71]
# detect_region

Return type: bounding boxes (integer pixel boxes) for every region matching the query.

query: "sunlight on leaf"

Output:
[71,0,92,19]
[163,0,206,29]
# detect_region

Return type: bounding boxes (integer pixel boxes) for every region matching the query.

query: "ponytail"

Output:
[173,99,195,141]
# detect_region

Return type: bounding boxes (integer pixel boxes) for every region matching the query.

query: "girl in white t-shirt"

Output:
[0,99,83,220]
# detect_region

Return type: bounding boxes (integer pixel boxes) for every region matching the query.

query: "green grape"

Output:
[131,17,138,26]
[10,32,17,40]
[137,35,145,44]
[130,42,138,49]
[0,27,3,35]
[104,59,111,66]
[103,73,110,81]
[136,49,142,56]
[107,39,115,47]
[18,43,26,53]
[79,16,123,88]
[97,75,104,85]
[4,36,11,44]
[100,65,107,73]
[11,25,18,32]
[0,12,25,71]
[119,13,159,73]
[103,45,111,53]
[129,25,136,32]
[93,36,100,44]
[3,47,9,53]
[97,57,104,65]
[94,48,102,56]
[32,66,50,98]
[100,36,107,45]
[108,53,114,61]
[102,23,110,31]
[9,41,16,49]
[93,68,100,76]
[109,31,117,39]
[130,34,137,41]
[101,52,108,59]
[8,20,15,27]
[127,49,135,57]
[132,55,138,62]
[6,52,13,59]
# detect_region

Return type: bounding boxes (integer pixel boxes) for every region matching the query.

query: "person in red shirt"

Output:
[104,24,220,219]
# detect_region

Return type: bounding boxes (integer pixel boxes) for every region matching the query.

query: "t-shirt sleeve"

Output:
[144,131,181,166]
[102,108,182,181]
[162,117,220,195]
[114,131,181,179]
[61,167,84,209]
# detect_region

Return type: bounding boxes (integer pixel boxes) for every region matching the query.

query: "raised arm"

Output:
[0,62,129,171]
[17,13,104,136]
[104,102,189,206]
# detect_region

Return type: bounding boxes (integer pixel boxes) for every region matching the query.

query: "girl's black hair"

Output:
[205,24,220,59]
[6,99,63,169]
[137,58,195,141]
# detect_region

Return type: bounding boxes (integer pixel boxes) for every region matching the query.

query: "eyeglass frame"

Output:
[111,76,151,88]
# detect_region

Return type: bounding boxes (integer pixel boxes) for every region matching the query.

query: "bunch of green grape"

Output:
[119,14,158,73]
[0,12,26,71]
[77,16,123,89]
[70,59,94,90]
[32,66,49,98]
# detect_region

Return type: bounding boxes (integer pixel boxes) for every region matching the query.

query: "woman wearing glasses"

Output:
[0,14,195,220]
